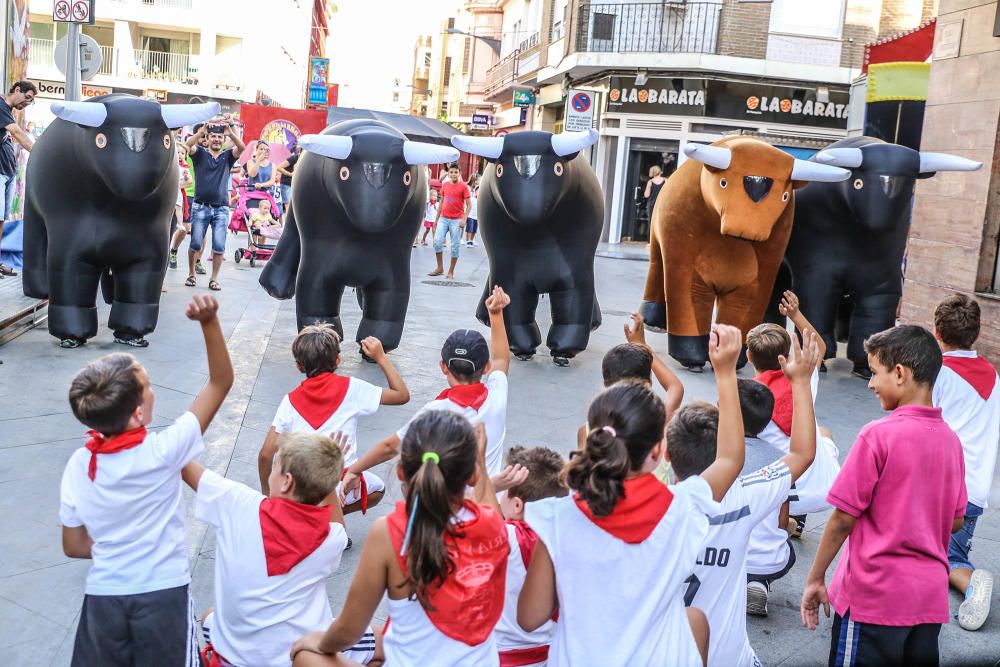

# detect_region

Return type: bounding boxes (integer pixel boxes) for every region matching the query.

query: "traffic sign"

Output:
[565,89,596,132]
[55,33,103,81]
[53,0,70,22]
[71,0,91,22]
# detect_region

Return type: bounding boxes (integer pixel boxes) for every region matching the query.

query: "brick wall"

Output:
[902,0,1000,365]
[717,0,771,59]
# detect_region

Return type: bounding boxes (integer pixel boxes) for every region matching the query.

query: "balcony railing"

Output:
[576,1,721,54]
[484,49,519,99]
[518,32,540,53]
[110,0,194,9]
[129,49,198,84]
[28,38,54,71]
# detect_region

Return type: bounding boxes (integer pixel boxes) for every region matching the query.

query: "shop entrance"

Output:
[621,139,679,243]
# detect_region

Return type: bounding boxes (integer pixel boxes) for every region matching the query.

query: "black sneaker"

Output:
[115,334,150,348]
[168,251,178,269]
[60,337,85,349]
[553,356,570,367]
[345,537,353,551]
[851,364,872,381]
[682,362,705,374]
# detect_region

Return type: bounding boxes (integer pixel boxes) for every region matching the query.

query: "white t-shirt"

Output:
[525,476,718,667]
[690,462,792,667]
[468,189,479,219]
[495,523,555,653]
[272,377,382,467]
[396,371,508,476]
[425,200,440,222]
[933,350,1000,509]
[195,469,348,667]
[59,412,204,596]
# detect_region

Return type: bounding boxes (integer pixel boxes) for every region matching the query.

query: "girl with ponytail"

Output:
[291,410,508,667]
[519,324,749,667]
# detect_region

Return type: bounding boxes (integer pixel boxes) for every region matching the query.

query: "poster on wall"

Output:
[308,57,330,107]
[7,0,30,222]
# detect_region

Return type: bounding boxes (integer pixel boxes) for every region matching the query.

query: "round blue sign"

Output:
[571,92,592,113]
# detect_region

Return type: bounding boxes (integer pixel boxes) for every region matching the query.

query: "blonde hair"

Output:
[276,432,344,505]
[648,165,663,178]
[746,323,791,372]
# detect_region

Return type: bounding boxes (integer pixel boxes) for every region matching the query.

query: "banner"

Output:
[308,57,329,107]
[7,0,29,220]
[239,104,327,164]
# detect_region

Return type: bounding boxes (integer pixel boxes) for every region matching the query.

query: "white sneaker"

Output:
[747,581,769,617]
[959,569,993,631]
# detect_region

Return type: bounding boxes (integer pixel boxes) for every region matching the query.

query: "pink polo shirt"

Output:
[827,405,966,626]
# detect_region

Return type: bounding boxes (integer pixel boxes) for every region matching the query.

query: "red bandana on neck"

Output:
[574,474,673,544]
[506,520,539,569]
[943,356,998,401]
[85,427,148,481]
[756,369,793,436]
[386,500,508,646]
[436,383,489,411]
[288,373,350,429]
[258,498,332,576]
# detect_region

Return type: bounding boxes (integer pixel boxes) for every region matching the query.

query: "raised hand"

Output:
[185,294,219,323]
[485,286,511,314]
[491,464,529,492]
[708,323,742,375]
[779,329,821,382]
[360,336,386,362]
[778,290,800,319]
[624,312,646,345]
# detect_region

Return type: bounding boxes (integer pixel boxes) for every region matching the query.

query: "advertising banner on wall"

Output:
[308,57,330,107]
[239,103,327,164]
[607,77,707,116]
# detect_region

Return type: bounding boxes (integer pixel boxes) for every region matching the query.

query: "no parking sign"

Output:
[565,89,596,131]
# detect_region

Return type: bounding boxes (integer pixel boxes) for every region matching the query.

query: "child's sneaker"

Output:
[195,259,207,275]
[959,569,993,631]
[168,250,178,269]
[747,581,769,617]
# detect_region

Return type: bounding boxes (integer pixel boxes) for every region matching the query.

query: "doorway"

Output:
[621,139,678,242]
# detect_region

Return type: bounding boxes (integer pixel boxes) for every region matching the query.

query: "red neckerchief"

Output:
[500,646,550,667]
[756,369,793,436]
[85,427,147,481]
[574,474,673,544]
[343,468,370,514]
[943,356,998,401]
[506,520,539,569]
[287,373,351,429]
[436,383,489,411]
[258,498,333,576]
[386,500,508,646]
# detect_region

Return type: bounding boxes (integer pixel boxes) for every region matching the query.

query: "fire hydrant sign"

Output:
[565,89,596,131]
[53,0,71,21]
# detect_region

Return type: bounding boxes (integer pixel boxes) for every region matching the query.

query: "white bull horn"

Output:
[790,159,850,182]
[403,141,459,165]
[683,143,732,170]
[919,152,983,174]
[299,134,353,160]
[451,135,504,159]
[51,101,107,128]
[551,128,599,156]
[160,102,220,129]
[814,147,863,169]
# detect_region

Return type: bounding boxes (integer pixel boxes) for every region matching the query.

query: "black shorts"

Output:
[465,218,478,234]
[747,538,796,586]
[72,584,201,667]
[828,610,940,667]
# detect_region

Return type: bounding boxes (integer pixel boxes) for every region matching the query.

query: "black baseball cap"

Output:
[441,329,490,375]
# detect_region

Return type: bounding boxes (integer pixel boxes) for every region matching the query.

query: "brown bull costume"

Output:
[640,137,849,368]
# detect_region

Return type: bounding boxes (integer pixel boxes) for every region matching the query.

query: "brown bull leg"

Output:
[666,267,715,368]
[641,230,667,330]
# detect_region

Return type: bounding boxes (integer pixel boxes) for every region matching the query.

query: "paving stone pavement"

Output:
[0,242,998,667]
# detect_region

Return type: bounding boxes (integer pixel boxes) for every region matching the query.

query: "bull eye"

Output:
[719,177,727,189]
[339,166,350,181]
[495,164,504,178]
[854,178,864,190]
[162,134,171,150]
[403,170,412,186]
[782,191,790,202]
[95,133,107,149]
[553,162,564,176]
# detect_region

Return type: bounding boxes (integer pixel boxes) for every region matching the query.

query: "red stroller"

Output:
[229,180,280,267]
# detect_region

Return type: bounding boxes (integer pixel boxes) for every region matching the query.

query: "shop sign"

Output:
[705,80,849,129]
[471,112,491,130]
[513,89,535,107]
[30,78,111,100]
[606,77,706,116]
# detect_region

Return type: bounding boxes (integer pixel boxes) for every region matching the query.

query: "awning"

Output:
[324,107,462,145]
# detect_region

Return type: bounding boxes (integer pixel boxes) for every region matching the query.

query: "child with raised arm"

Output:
[681,331,820,666]
[931,294,999,631]
[290,411,508,667]
[258,325,409,516]
[184,432,381,667]
[341,286,511,500]
[517,324,748,667]
[59,295,233,666]
[801,325,967,667]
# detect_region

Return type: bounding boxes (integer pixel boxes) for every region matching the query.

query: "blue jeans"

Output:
[949,502,983,571]
[189,202,230,254]
[279,184,292,216]
[434,217,464,258]
[0,172,16,221]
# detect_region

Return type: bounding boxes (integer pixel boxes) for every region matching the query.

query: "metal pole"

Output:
[64,22,82,101]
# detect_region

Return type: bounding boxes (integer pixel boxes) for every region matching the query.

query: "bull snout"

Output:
[513,155,542,179]
[879,174,907,199]
[362,162,391,189]
[120,127,151,153]
[743,176,773,203]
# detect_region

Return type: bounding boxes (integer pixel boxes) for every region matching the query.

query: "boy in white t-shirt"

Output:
[679,333,820,666]
[257,324,409,516]
[932,294,1000,631]
[342,286,511,496]
[59,295,233,666]
[184,432,382,667]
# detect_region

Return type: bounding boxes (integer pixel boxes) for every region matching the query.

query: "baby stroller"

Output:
[229,179,280,267]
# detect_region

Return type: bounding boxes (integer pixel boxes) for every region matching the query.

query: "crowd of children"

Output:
[57,284,998,667]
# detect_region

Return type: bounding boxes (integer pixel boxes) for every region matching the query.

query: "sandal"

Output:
[209,280,221,291]
[428,269,444,277]
[185,275,196,287]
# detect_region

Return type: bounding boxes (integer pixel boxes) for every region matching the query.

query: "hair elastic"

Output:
[601,425,617,438]
[421,451,441,465]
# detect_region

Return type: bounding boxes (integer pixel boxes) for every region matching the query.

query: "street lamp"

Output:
[445,28,501,56]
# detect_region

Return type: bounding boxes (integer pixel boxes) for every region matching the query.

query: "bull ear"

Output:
[683,143,731,170]
[451,135,504,160]
[299,134,353,160]
[814,147,863,169]
[918,152,982,174]
[403,141,459,165]
[51,101,106,128]
[160,102,220,129]
[551,128,599,157]
[790,159,850,182]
